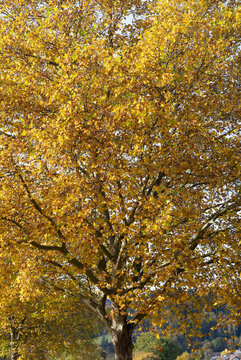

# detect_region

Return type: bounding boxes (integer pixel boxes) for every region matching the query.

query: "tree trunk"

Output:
[10,328,19,360]
[111,315,134,360]
[10,339,19,360]
[11,352,19,360]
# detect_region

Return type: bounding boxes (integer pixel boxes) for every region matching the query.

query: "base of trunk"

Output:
[111,318,134,360]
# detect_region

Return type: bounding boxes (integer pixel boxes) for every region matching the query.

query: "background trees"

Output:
[0,0,241,359]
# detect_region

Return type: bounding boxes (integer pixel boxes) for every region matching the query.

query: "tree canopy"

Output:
[0,0,240,359]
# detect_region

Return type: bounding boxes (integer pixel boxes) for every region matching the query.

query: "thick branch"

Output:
[189,200,240,251]
[16,171,66,241]
[129,266,184,330]
[146,171,165,196]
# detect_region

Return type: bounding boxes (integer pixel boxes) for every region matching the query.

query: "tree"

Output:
[0,0,240,359]
[134,332,182,360]
[0,248,99,360]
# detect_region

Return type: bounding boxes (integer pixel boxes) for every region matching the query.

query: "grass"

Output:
[133,351,159,360]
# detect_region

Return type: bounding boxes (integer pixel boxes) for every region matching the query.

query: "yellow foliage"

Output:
[133,352,159,360]
[221,349,231,355]
[176,352,191,360]
[0,0,241,358]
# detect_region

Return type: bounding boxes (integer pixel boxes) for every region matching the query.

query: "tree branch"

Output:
[189,200,241,251]
[16,170,66,241]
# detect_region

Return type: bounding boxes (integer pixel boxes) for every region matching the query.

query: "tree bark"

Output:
[111,315,134,360]
[10,326,20,360]
[11,352,19,360]
[10,342,19,360]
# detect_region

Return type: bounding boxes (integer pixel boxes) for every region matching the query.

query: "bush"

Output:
[212,337,226,352]
[134,332,183,360]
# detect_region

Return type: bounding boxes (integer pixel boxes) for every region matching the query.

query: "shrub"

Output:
[212,337,226,352]
[134,332,183,360]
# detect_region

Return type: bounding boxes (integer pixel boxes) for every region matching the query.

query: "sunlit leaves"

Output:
[0,0,240,357]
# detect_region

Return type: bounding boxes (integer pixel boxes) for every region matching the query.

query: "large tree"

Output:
[0,0,240,359]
